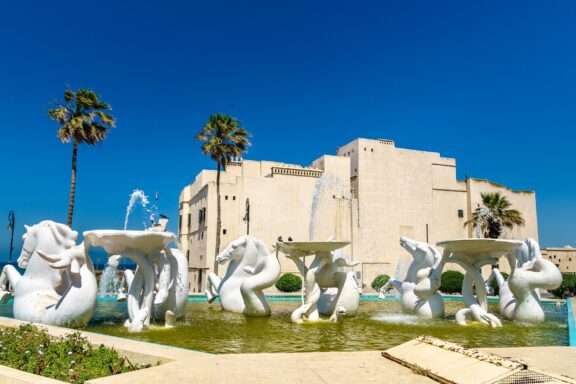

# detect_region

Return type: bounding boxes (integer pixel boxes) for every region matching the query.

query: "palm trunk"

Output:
[67,140,78,227]
[214,162,222,275]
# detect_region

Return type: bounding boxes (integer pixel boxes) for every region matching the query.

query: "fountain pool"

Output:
[0,297,567,354]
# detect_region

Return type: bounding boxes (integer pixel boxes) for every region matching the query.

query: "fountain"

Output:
[277,240,359,323]
[84,227,188,332]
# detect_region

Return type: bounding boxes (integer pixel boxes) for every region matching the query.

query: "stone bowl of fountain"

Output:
[437,238,524,257]
[276,241,350,258]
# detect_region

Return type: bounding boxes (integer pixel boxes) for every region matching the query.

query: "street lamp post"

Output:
[7,211,15,263]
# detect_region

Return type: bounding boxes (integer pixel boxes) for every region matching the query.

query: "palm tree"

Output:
[465,192,525,239]
[48,89,115,227]
[196,114,251,273]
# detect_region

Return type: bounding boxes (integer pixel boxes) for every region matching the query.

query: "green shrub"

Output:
[440,271,464,294]
[275,273,302,292]
[550,273,576,298]
[371,274,390,291]
[489,272,509,296]
[0,324,147,383]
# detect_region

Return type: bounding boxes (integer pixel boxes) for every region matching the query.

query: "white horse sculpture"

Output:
[486,238,561,323]
[382,237,445,319]
[0,221,97,326]
[205,236,280,316]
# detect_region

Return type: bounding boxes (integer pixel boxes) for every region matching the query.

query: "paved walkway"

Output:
[91,351,434,384]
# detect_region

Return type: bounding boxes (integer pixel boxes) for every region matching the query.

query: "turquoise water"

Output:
[0,298,568,354]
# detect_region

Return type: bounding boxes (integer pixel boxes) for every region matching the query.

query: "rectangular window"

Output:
[225,195,228,200]
[233,196,236,200]
[458,210,464,218]
[198,208,206,223]
[223,229,227,235]
[187,214,191,229]
[178,215,182,232]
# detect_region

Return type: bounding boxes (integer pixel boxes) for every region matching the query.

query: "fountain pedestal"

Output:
[277,241,354,323]
[84,230,176,332]
[437,238,523,327]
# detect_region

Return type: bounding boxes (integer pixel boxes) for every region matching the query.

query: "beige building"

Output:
[542,246,576,273]
[179,138,539,292]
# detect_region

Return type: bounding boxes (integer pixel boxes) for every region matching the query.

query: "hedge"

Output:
[440,271,464,294]
[275,273,302,292]
[371,274,391,291]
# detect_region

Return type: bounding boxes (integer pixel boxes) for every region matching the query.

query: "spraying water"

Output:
[474,207,494,238]
[97,264,122,298]
[308,173,351,241]
[124,189,158,230]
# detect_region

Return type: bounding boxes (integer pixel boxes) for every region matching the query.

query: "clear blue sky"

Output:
[0,0,575,259]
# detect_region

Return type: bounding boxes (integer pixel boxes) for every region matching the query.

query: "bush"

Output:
[550,273,576,298]
[489,272,509,296]
[440,271,464,294]
[0,324,147,383]
[371,274,390,291]
[275,273,302,292]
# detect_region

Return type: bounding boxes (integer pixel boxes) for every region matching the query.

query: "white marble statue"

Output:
[311,253,360,318]
[205,236,281,316]
[487,238,561,323]
[282,241,359,323]
[84,229,188,332]
[383,237,445,319]
[0,221,97,326]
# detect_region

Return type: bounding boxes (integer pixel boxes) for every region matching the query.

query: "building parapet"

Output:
[271,167,323,178]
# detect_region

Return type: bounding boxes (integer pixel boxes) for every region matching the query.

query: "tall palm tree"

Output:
[465,192,525,239]
[48,89,115,227]
[196,114,251,273]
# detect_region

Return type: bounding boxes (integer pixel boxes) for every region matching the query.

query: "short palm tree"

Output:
[465,192,525,239]
[48,89,115,227]
[196,114,251,273]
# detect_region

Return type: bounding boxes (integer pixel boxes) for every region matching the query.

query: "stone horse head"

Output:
[504,238,562,323]
[9,221,97,326]
[208,235,279,315]
[216,235,269,280]
[399,236,442,284]
[394,237,445,319]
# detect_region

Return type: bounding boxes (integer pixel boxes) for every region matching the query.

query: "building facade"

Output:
[179,138,539,292]
[542,246,576,273]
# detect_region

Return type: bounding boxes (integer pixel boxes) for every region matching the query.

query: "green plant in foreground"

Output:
[0,324,147,383]
[440,271,464,294]
[371,274,390,291]
[275,273,302,292]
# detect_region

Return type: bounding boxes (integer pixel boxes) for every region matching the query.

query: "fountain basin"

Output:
[84,230,176,255]
[0,297,567,353]
[437,238,524,257]
[276,241,350,257]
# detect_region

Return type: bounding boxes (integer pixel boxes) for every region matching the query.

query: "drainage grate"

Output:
[495,369,575,384]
